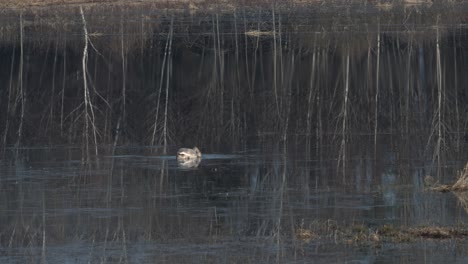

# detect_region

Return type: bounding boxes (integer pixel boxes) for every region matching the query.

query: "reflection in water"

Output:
[0,3,466,156]
[177,157,201,168]
[0,2,467,263]
[0,140,467,263]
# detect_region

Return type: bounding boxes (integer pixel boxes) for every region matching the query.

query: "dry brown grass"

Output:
[1,0,198,9]
[0,0,275,14]
[452,162,468,191]
[407,226,468,239]
[0,0,447,10]
[295,222,468,246]
[428,162,468,193]
[295,227,320,242]
[1,0,112,8]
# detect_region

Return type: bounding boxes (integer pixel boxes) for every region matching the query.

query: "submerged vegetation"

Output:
[295,222,468,245]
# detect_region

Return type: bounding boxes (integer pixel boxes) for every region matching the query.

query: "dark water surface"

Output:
[1,138,468,263]
[1,2,468,263]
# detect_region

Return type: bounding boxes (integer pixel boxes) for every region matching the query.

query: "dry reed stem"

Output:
[452,162,468,191]
[15,13,25,154]
[453,191,468,214]
[429,162,468,193]
[408,227,451,239]
[430,184,451,193]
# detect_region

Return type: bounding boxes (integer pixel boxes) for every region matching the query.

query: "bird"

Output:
[177,147,202,168]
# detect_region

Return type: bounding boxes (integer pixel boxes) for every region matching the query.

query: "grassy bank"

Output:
[0,0,442,10]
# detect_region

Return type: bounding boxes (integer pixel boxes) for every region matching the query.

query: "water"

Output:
[1,2,468,263]
[1,137,467,263]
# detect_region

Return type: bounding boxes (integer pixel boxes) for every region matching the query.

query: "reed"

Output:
[338,47,350,181]
[163,19,173,154]
[60,36,66,136]
[15,13,25,157]
[80,6,99,158]
[373,23,380,156]
[2,35,16,151]
[451,162,468,191]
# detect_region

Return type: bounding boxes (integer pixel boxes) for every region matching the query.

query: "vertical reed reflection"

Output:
[0,6,464,166]
[0,4,468,261]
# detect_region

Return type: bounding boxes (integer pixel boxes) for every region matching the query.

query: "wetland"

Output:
[1,1,468,263]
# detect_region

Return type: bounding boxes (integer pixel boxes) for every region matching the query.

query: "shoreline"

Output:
[0,0,444,11]
[0,0,463,48]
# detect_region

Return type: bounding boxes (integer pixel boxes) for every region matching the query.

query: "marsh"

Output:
[0,1,468,263]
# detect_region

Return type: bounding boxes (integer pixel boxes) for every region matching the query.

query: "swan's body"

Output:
[177,147,202,168]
